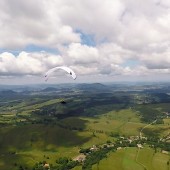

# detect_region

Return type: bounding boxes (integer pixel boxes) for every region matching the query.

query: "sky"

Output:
[0,0,170,84]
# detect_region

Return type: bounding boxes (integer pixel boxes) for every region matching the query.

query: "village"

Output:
[34,118,170,170]
[74,134,170,163]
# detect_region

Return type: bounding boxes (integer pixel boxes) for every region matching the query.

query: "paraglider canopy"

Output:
[45,66,77,81]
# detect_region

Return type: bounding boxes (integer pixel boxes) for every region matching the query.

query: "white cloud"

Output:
[0,0,170,82]
[66,43,99,65]
[0,52,64,76]
[71,65,99,75]
[0,0,81,49]
[140,50,170,69]
[58,42,135,76]
[0,0,169,50]
[98,43,134,64]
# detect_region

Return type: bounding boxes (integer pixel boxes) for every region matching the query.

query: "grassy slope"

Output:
[92,148,143,170]
[82,108,143,136]
[0,102,170,170]
[92,147,170,170]
[152,152,170,170]
[0,124,90,170]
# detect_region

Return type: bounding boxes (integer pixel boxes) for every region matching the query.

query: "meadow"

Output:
[0,86,170,170]
[92,147,170,170]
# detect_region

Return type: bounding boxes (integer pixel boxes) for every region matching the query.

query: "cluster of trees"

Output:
[32,104,59,116]
[82,147,114,170]
[32,157,78,170]
[115,136,170,152]
[155,118,164,124]
[147,137,170,151]
[32,103,84,120]
[32,161,48,170]
[55,157,78,170]
[136,106,163,123]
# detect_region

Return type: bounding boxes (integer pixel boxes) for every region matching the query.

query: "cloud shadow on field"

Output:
[0,119,91,152]
[0,117,91,170]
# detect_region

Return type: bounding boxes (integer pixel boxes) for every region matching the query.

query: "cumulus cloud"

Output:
[1,0,169,50]
[0,52,64,76]
[140,50,170,69]
[0,0,81,49]
[98,43,135,64]
[0,0,170,82]
[60,42,135,75]
[66,43,99,65]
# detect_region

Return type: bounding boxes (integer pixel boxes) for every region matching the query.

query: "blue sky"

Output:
[0,45,59,56]
[122,59,140,68]
[0,0,170,84]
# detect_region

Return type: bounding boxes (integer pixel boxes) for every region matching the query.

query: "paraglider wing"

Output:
[44,67,57,81]
[45,66,77,81]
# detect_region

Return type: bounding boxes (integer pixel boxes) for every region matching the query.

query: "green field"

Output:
[0,92,170,170]
[0,124,84,169]
[92,147,170,170]
[0,107,169,170]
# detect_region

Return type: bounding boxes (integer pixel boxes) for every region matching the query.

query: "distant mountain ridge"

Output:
[0,90,18,95]
[41,87,57,92]
[76,83,110,91]
[40,83,110,93]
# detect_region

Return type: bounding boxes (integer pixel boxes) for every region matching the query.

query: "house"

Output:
[117,147,122,150]
[107,144,114,148]
[143,136,147,140]
[128,139,132,143]
[90,145,98,151]
[137,144,143,149]
[162,150,169,154]
[44,163,50,169]
[73,154,86,162]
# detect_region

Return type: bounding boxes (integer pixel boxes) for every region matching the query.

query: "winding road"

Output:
[139,119,157,138]
[135,119,157,170]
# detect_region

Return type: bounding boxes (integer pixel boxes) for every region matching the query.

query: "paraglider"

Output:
[44,66,77,81]
[60,100,67,104]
